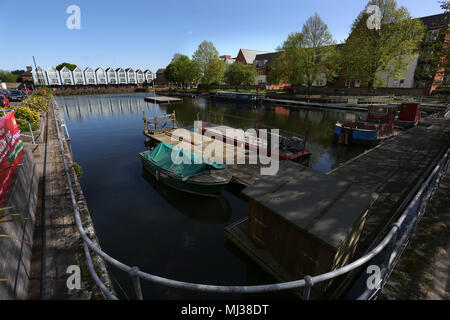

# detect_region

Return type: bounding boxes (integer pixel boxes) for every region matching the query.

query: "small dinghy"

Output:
[139,142,232,197]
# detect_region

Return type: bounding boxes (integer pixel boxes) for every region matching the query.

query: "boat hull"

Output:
[334,123,382,147]
[139,152,231,197]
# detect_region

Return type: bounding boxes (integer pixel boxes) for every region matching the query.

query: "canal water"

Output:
[56,93,367,299]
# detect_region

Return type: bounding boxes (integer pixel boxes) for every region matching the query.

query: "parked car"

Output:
[282,85,291,92]
[0,94,10,108]
[6,89,26,102]
[20,88,32,95]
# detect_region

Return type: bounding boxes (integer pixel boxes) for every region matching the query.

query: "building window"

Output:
[345,80,351,88]
[355,79,361,88]
[426,29,440,42]
[400,79,405,86]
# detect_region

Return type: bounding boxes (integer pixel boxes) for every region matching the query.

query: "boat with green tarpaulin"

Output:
[139,142,232,197]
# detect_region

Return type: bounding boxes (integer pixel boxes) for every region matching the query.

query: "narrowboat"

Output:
[394,103,421,129]
[139,142,232,197]
[196,121,312,162]
[334,105,397,146]
[213,91,265,102]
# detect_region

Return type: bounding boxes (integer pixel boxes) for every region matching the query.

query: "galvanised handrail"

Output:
[53,98,450,300]
[0,109,36,144]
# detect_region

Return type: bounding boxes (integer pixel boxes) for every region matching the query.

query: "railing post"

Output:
[303,275,313,300]
[130,267,144,300]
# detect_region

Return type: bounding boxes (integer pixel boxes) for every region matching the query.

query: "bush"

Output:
[18,121,39,132]
[35,86,53,99]
[22,96,48,112]
[12,106,40,126]
[72,162,83,179]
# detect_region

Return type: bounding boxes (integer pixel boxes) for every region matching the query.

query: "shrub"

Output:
[12,106,40,126]
[72,162,83,179]
[35,86,53,99]
[22,96,48,112]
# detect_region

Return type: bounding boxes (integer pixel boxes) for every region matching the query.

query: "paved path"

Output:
[382,166,450,300]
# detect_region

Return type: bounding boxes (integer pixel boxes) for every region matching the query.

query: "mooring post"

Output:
[303,275,313,300]
[130,267,143,300]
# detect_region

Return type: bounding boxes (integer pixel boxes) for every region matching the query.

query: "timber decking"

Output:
[329,118,450,257]
[144,96,182,104]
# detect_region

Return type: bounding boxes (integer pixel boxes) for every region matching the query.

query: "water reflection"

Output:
[141,170,232,224]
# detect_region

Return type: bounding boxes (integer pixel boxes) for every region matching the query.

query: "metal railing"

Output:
[0,109,36,144]
[52,99,450,300]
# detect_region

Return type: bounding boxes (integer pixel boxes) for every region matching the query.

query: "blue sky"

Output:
[0,0,444,72]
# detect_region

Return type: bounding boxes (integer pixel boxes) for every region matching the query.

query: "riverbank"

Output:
[382,165,450,300]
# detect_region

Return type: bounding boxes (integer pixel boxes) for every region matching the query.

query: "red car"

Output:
[0,94,10,108]
[21,88,32,95]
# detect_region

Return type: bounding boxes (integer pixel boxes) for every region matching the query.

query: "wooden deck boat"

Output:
[196,121,312,161]
[139,142,232,197]
[213,91,265,102]
[334,105,397,146]
[394,103,421,129]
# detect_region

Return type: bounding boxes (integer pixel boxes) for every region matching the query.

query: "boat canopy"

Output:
[144,142,227,178]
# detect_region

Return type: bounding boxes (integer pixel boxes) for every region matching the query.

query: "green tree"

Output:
[300,13,337,91]
[165,54,201,88]
[192,41,226,86]
[224,62,258,91]
[340,0,426,91]
[268,32,306,92]
[56,62,78,71]
[0,70,19,82]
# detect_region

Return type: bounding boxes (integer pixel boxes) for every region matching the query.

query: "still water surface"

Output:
[56,93,367,299]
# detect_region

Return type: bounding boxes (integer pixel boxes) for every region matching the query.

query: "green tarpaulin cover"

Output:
[144,142,227,178]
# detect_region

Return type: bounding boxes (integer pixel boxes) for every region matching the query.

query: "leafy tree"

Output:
[0,70,19,82]
[268,32,306,92]
[224,62,258,91]
[56,62,78,71]
[164,54,201,88]
[340,0,426,91]
[300,13,337,91]
[192,41,226,86]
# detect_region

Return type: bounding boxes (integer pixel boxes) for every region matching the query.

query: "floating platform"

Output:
[144,96,182,104]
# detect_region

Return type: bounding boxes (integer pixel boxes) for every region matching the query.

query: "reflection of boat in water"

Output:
[139,142,232,197]
[334,105,397,146]
[141,169,232,224]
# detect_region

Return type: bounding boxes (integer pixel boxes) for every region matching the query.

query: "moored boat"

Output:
[334,105,397,146]
[197,121,312,161]
[139,142,232,197]
[394,103,421,129]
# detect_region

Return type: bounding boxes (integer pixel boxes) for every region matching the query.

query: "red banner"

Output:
[0,112,24,205]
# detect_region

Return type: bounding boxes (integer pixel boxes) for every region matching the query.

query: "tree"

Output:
[340,0,426,91]
[267,32,306,92]
[300,13,337,91]
[192,41,226,86]
[224,62,258,91]
[0,70,19,82]
[164,54,201,89]
[56,62,77,71]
